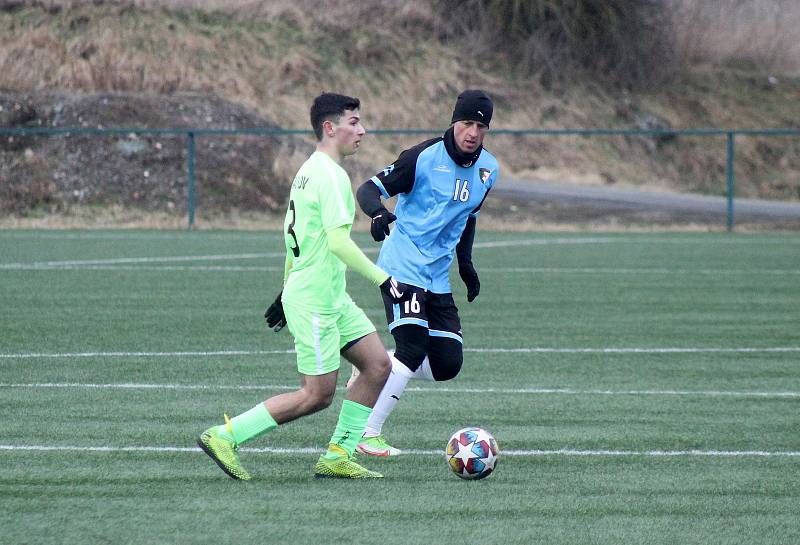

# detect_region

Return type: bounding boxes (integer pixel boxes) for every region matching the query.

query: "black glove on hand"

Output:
[379,276,407,303]
[458,262,480,302]
[264,291,286,332]
[370,208,397,242]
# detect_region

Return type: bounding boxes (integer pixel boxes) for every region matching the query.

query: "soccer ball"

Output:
[445,427,499,480]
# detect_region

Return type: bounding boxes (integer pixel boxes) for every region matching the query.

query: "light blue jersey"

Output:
[367,135,498,293]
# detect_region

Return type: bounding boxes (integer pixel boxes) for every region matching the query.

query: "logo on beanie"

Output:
[451,90,493,127]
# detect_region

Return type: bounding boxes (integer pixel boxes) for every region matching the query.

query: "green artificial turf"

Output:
[1,230,798,544]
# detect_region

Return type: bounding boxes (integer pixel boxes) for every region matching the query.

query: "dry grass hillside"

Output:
[1,0,799,228]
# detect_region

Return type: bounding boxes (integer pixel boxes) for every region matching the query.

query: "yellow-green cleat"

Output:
[197,422,252,481]
[314,445,384,479]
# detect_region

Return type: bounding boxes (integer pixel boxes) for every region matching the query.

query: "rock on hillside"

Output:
[0,91,313,215]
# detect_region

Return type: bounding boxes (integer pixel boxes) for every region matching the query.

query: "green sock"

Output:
[219,402,278,446]
[324,399,372,460]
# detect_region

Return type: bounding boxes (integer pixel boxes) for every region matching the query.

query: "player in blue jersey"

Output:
[351,90,499,456]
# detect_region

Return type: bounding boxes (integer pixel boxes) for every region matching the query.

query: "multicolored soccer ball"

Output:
[445,427,499,480]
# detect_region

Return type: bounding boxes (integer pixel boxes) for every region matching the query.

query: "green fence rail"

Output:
[2,126,799,231]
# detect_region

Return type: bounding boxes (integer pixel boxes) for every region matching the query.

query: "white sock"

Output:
[411,356,434,381]
[363,353,413,437]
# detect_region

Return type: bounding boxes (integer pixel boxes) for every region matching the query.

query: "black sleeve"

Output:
[365,137,441,199]
[456,215,477,265]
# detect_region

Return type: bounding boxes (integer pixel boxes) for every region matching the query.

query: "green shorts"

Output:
[283,294,376,376]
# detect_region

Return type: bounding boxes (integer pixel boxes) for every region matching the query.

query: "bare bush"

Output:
[671,0,800,74]
[435,0,676,90]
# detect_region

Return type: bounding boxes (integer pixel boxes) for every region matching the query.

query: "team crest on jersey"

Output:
[479,168,491,184]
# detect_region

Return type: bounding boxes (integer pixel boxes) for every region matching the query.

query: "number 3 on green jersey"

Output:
[287,200,300,257]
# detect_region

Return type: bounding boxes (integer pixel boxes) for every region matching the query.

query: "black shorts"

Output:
[381,285,462,343]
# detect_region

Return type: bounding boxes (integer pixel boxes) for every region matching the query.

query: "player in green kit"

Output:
[198,93,405,480]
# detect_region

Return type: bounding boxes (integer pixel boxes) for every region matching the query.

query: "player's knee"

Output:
[310,394,335,413]
[359,351,391,384]
[392,325,429,371]
[428,339,463,381]
[374,352,391,381]
[429,353,462,381]
[302,386,335,414]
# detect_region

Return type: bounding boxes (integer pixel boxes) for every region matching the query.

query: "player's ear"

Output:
[323,119,335,138]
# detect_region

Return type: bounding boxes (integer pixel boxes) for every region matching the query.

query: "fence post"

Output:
[726,131,735,232]
[187,131,196,229]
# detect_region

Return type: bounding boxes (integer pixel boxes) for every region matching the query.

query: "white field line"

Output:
[1,382,798,398]
[0,252,286,270]
[1,265,286,272]
[408,386,800,398]
[473,237,619,248]
[3,231,799,245]
[0,232,286,241]
[466,347,800,353]
[5,264,798,275]
[1,234,619,244]
[481,267,800,275]
[0,444,798,458]
[473,237,800,248]
[0,349,296,359]
[2,347,799,360]
[3,235,797,272]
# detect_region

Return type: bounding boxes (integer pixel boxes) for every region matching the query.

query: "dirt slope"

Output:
[2,2,799,229]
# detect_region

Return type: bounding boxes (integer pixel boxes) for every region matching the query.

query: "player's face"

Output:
[453,120,488,155]
[331,109,366,157]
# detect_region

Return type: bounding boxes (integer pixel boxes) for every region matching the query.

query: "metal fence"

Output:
[2,126,799,230]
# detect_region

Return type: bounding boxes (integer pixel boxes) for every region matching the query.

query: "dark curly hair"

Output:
[310,93,360,141]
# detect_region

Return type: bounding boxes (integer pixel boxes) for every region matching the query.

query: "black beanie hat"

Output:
[451,89,493,127]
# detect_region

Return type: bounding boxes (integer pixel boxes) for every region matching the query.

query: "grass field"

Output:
[1,229,799,545]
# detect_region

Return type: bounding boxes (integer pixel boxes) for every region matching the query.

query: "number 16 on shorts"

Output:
[383,285,427,330]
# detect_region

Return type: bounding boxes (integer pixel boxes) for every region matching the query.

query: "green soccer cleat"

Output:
[314,445,384,479]
[356,435,401,457]
[197,421,252,481]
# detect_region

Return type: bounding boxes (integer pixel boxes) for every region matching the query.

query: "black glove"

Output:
[264,291,286,332]
[458,262,480,302]
[379,276,407,303]
[370,207,397,242]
